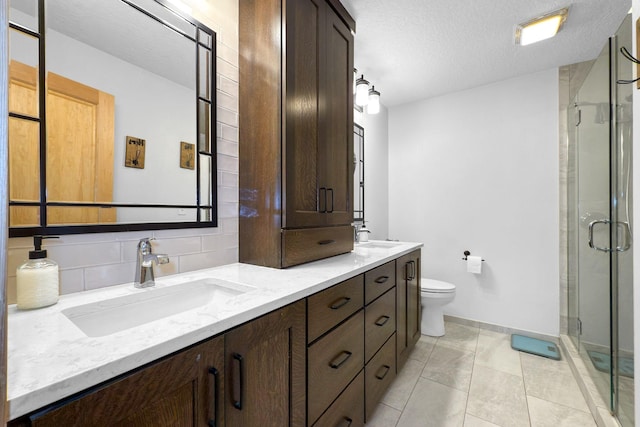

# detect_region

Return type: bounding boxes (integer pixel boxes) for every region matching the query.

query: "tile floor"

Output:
[367,322,597,427]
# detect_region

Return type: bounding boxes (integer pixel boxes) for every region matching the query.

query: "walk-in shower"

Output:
[566,13,634,426]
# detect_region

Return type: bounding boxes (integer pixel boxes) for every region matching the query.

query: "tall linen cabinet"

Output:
[239,0,356,268]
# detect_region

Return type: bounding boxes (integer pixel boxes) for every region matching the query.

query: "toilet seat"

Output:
[421,279,455,294]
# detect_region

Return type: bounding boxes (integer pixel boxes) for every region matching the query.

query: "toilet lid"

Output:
[421,279,456,293]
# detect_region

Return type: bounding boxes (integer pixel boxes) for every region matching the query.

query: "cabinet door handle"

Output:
[329,296,351,310]
[339,417,353,427]
[375,315,390,327]
[208,367,219,426]
[319,187,327,213]
[232,353,244,410]
[327,188,334,213]
[374,275,389,284]
[329,350,352,369]
[318,239,336,245]
[375,365,391,380]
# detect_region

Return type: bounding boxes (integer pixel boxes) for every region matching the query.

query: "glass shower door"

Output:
[569,14,633,425]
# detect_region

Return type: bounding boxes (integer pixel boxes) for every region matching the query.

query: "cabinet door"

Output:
[284,0,325,228]
[23,336,224,427]
[396,250,421,370]
[320,6,354,226]
[225,301,306,427]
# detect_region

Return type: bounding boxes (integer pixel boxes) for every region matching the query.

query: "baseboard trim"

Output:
[443,314,559,344]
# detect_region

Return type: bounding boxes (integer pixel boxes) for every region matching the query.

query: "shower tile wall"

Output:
[6,0,240,304]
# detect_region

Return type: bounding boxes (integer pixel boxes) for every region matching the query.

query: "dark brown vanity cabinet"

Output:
[11,335,225,427]
[10,302,306,427]
[396,250,422,371]
[225,300,306,427]
[239,0,356,268]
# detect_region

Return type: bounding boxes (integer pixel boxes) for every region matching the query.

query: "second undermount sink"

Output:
[357,241,403,249]
[62,278,255,337]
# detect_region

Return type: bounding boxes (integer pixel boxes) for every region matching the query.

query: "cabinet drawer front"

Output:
[365,334,397,421]
[282,225,354,267]
[364,261,396,305]
[308,275,364,343]
[364,287,396,363]
[312,370,365,427]
[308,310,365,425]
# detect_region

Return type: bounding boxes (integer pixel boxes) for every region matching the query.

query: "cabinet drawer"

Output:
[365,334,397,421]
[364,261,396,304]
[308,310,365,425]
[282,225,354,268]
[312,370,365,427]
[365,287,396,363]
[308,275,364,343]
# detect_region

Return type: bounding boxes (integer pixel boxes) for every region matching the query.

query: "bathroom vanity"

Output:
[7,242,422,426]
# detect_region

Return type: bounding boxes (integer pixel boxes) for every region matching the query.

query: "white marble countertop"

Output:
[7,240,422,420]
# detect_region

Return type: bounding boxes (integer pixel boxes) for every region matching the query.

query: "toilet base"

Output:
[421,305,445,337]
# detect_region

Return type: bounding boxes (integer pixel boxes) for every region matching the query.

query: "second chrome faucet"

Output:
[135,238,169,288]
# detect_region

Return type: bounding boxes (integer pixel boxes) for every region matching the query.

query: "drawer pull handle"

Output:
[375,315,390,327]
[319,187,327,213]
[375,365,391,380]
[208,367,219,427]
[318,239,336,245]
[232,353,244,410]
[339,417,353,427]
[329,350,353,369]
[329,297,351,310]
[374,275,389,284]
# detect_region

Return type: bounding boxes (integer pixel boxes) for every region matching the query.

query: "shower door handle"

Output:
[615,221,632,252]
[588,219,612,252]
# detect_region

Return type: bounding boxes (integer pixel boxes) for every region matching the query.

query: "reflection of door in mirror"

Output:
[9,60,115,226]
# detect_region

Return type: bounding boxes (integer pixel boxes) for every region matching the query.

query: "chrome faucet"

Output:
[134,238,169,288]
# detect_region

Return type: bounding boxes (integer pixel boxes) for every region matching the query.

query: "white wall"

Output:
[388,69,560,336]
[359,105,389,240]
[6,0,239,302]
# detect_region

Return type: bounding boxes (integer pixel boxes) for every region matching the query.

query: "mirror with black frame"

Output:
[354,123,364,222]
[7,0,216,236]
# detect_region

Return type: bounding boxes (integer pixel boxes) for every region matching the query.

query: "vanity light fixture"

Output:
[355,75,370,106]
[367,86,380,114]
[515,7,568,46]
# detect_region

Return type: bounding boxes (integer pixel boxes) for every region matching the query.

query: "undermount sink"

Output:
[357,241,403,249]
[62,278,255,337]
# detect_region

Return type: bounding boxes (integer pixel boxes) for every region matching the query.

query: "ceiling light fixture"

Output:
[515,7,568,46]
[355,75,370,106]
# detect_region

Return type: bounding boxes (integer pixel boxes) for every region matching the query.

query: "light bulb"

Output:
[355,75,369,106]
[367,86,380,114]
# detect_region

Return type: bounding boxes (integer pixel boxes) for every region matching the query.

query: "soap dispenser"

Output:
[17,235,60,310]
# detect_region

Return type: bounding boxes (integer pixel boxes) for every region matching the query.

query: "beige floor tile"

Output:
[527,395,596,427]
[366,403,401,427]
[396,378,467,427]
[521,353,589,412]
[408,335,438,363]
[475,331,522,377]
[466,365,529,427]
[381,358,424,410]
[463,414,501,427]
[422,344,475,392]
[437,322,479,353]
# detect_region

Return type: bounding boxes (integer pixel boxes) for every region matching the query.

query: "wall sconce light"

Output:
[355,75,370,106]
[367,86,380,114]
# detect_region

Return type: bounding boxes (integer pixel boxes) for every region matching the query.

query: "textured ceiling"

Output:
[341,0,631,107]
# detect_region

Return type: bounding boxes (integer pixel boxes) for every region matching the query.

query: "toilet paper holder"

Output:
[462,250,485,261]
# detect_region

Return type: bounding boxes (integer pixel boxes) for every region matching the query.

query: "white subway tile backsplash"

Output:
[217,89,237,112]
[178,248,237,272]
[217,58,239,83]
[217,106,238,127]
[217,153,239,173]
[217,42,239,67]
[151,237,203,256]
[48,242,121,269]
[60,269,86,294]
[84,263,136,291]
[218,202,238,219]
[219,186,239,203]
[219,74,239,98]
[153,227,220,239]
[221,217,239,234]
[217,138,239,157]
[220,123,239,143]
[201,233,238,252]
[219,171,238,187]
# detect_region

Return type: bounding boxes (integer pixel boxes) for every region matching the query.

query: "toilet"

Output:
[421,278,456,337]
